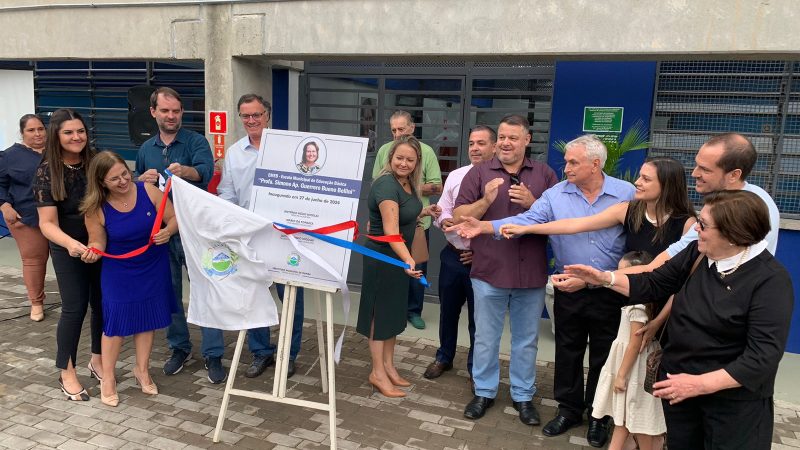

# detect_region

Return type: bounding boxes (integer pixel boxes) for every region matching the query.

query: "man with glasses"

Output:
[135,87,216,380]
[614,133,781,363]
[216,93,304,379]
[452,114,558,427]
[372,110,442,330]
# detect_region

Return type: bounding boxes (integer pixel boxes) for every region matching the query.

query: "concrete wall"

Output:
[4,0,799,136]
[3,0,800,61]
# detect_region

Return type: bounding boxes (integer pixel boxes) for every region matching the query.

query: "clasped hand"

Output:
[419,204,442,220]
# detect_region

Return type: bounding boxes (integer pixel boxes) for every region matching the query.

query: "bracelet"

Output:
[603,270,616,288]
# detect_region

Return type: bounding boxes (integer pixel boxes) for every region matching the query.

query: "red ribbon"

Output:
[89,178,173,259]
[272,220,404,243]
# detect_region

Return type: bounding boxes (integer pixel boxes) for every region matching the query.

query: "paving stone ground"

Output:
[1,265,799,449]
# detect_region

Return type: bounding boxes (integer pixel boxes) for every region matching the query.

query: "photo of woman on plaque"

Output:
[296,141,323,175]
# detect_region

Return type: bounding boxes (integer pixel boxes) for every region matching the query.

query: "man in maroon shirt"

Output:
[453,114,558,426]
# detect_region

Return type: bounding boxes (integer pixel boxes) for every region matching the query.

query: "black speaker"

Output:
[128,85,158,146]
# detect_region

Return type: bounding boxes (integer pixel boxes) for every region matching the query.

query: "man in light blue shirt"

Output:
[461,135,634,446]
[664,133,779,257]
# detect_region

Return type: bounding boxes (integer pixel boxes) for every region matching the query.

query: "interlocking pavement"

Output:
[1,265,799,449]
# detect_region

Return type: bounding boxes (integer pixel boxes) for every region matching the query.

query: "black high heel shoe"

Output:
[58,377,89,401]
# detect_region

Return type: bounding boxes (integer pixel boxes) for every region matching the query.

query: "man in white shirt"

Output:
[423,126,496,383]
[217,93,304,379]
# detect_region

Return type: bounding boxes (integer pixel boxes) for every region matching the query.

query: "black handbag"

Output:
[643,254,703,395]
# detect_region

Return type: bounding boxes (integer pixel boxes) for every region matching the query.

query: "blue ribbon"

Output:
[274,222,429,287]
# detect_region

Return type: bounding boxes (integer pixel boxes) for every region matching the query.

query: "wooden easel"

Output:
[212,280,339,449]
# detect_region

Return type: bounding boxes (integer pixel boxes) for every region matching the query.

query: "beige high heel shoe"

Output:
[133,368,158,395]
[99,379,118,407]
[30,305,44,322]
[368,373,405,398]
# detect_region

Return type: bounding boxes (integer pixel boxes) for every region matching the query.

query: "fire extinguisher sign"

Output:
[208,111,227,135]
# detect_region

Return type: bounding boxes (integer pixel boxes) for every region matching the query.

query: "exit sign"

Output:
[209,111,228,135]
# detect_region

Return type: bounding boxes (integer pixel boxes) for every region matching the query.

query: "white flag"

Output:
[171,176,279,330]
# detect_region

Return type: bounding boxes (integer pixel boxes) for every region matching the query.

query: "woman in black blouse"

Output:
[33,109,102,401]
[563,190,794,450]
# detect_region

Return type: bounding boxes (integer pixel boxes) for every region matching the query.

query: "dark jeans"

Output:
[553,287,621,421]
[166,236,193,354]
[51,246,103,369]
[270,283,305,360]
[407,228,430,318]
[435,245,475,374]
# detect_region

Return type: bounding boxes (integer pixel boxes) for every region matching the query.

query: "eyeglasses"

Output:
[696,217,717,231]
[509,173,521,186]
[239,112,268,120]
[105,171,132,184]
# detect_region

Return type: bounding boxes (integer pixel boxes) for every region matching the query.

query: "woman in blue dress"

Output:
[81,151,178,407]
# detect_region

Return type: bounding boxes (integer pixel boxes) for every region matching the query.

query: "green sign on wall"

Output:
[583,107,624,133]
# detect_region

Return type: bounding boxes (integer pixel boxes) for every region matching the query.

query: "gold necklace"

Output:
[718,246,750,278]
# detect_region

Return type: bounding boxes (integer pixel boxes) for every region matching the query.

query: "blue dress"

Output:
[101,182,176,336]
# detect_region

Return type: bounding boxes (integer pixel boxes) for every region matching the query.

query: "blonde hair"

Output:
[377,135,423,198]
[80,151,129,217]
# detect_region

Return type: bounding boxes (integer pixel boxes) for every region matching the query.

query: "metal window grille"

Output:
[650,60,799,218]
[302,60,556,175]
[1,60,205,161]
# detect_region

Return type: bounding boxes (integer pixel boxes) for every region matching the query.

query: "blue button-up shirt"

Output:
[135,128,213,191]
[492,175,635,272]
[0,143,43,227]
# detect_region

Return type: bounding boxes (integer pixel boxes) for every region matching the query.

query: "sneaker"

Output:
[163,349,191,376]
[408,315,426,330]
[204,357,227,384]
[287,359,296,378]
[244,354,274,378]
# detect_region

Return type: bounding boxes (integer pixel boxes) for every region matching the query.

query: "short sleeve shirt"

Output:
[455,157,559,288]
[368,174,422,246]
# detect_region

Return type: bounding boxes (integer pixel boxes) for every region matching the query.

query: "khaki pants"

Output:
[7,221,49,306]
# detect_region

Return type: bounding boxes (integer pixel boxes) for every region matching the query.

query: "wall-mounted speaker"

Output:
[128,85,157,146]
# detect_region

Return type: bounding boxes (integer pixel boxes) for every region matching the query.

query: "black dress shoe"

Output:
[463,395,494,420]
[512,400,540,426]
[586,418,609,448]
[423,360,452,379]
[542,415,581,437]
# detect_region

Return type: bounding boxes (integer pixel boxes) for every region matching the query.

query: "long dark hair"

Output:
[42,109,95,201]
[627,157,695,245]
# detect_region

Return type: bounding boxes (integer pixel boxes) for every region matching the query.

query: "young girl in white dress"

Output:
[591,251,666,450]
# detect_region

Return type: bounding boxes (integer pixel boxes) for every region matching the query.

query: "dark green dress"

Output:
[356,175,422,340]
